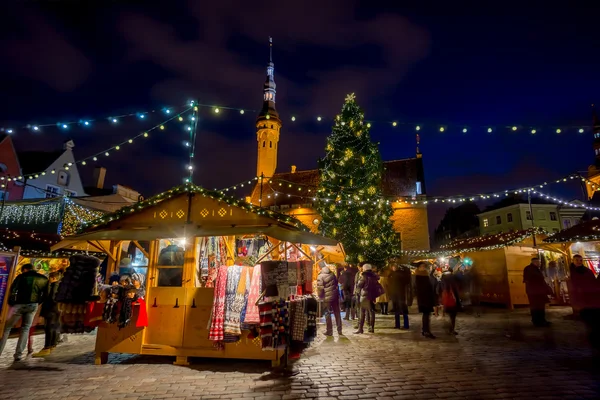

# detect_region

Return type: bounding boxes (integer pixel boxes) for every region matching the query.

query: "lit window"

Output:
[496,215,501,224]
[416,181,422,195]
[483,218,489,227]
[46,184,60,198]
[550,212,557,221]
[507,213,513,223]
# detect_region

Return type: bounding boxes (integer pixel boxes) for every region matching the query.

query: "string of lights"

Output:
[1,100,595,136]
[0,107,194,186]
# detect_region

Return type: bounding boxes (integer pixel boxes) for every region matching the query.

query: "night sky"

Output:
[1,2,599,235]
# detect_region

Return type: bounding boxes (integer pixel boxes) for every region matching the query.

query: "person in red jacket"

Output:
[569,255,600,354]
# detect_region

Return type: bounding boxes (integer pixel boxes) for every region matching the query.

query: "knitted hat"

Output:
[363,264,373,271]
[108,273,120,285]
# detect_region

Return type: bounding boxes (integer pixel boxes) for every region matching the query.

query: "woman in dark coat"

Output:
[415,262,436,338]
[441,268,461,335]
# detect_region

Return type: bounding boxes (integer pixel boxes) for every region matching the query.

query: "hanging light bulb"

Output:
[531,129,536,134]
[143,132,149,137]
[128,139,133,144]
[439,127,445,132]
[579,128,584,133]
[105,152,109,156]
[392,122,397,127]
[111,118,118,123]
[487,128,493,133]
[32,126,39,131]
[240,109,244,114]
[512,126,517,131]
[415,125,420,131]
[462,128,467,133]
[556,128,561,134]
[291,116,296,121]
[83,121,90,126]
[214,108,220,113]
[317,116,322,121]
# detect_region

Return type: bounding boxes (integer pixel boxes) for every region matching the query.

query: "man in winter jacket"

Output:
[569,254,600,353]
[355,264,379,334]
[0,263,49,361]
[33,271,63,357]
[317,264,342,336]
[523,257,552,327]
[339,265,356,320]
[388,264,412,329]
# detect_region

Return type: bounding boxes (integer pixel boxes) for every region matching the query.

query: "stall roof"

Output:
[544,219,600,243]
[440,228,547,253]
[55,183,337,247]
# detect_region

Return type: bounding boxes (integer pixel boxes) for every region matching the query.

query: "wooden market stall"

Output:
[52,185,336,366]
[438,229,566,309]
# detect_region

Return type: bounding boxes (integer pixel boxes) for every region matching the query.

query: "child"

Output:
[32,271,62,357]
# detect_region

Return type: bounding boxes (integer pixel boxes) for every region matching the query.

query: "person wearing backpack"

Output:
[441,267,461,335]
[354,264,383,334]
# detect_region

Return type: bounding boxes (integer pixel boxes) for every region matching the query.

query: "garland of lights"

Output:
[61,199,105,236]
[1,106,194,186]
[1,100,595,137]
[0,201,62,225]
[81,181,310,234]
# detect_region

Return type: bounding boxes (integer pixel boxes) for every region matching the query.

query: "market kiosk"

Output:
[52,185,336,366]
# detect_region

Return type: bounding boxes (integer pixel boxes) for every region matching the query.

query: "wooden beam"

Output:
[93,240,117,262]
[222,236,236,261]
[255,244,277,264]
[132,241,150,260]
[290,243,313,262]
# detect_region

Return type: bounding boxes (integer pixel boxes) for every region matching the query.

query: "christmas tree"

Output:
[316,93,400,265]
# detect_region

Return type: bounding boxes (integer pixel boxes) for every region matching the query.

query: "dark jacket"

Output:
[523,263,551,305]
[388,267,412,304]
[339,269,355,299]
[41,281,60,317]
[441,271,461,312]
[415,269,435,313]
[569,264,600,309]
[354,270,362,300]
[357,270,380,302]
[8,270,49,306]
[317,266,339,303]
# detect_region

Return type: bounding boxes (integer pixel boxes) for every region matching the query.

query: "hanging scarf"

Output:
[208,265,229,341]
[223,265,243,335]
[243,265,262,324]
[239,267,252,330]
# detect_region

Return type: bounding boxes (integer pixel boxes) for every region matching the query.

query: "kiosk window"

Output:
[156,239,185,287]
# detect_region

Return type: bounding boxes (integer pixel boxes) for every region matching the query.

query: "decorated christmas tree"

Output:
[316,93,400,265]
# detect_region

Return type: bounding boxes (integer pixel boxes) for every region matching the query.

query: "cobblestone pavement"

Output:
[1,306,599,399]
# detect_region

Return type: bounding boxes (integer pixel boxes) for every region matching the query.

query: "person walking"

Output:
[388,264,412,330]
[569,254,600,354]
[355,264,380,334]
[353,263,364,328]
[376,268,389,315]
[415,262,436,338]
[523,257,552,327]
[317,264,343,336]
[441,267,461,335]
[32,271,63,357]
[430,268,442,317]
[339,264,356,320]
[0,263,49,361]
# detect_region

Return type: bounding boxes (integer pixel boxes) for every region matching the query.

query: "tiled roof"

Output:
[251,158,421,207]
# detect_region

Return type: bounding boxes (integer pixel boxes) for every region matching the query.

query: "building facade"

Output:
[0,134,24,201]
[249,41,430,253]
[19,140,86,199]
[477,203,583,235]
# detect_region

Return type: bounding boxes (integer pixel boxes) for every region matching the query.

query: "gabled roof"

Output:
[251,158,422,207]
[441,228,547,252]
[17,150,64,175]
[544,219,600,243]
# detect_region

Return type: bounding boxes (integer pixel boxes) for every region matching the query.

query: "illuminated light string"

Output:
[3,108,194,185]
[0,101,216,134]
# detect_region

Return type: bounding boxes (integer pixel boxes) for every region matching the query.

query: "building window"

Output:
[416,181,422,195]
[526,211,532,220]
[483,218,489,227]
[64,189,77,197]
[563,219,571,229]
[262,141,266,147]
[0,191,8,201]
[46,185,60,198]
[537,210,546,220]
[549,212,557,221]
[57,170,70,186]
[507,213,513,222]
[269,141,272,148]
[156,239,185,287]
[496,215,501,224]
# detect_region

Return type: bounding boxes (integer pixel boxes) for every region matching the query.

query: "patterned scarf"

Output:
[208,265,229,341]
[223,265,243,335]
[224,266,247,335]
[243,265,262,324]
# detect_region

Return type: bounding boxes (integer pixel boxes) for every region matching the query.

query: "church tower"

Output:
[256,37,281,179]
[585,105,600,200]
[593,106,600,167]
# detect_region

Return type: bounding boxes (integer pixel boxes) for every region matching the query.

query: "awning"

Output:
[51,223,337,252]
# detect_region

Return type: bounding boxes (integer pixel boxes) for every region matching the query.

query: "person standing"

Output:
[353,263,364,329]
[569,255,600,354]
[339,264,356,320]
[32,271,63,357]
[415,262,436,338]
[388,264,412,330]
[0,263,49,361]
[376,268,389,315]
[355,264,379,334]
[523,257,552,327]
[441,267,461,335]
[317,264,343,336]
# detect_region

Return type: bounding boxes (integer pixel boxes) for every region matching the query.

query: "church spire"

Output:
[257,37,279,121]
